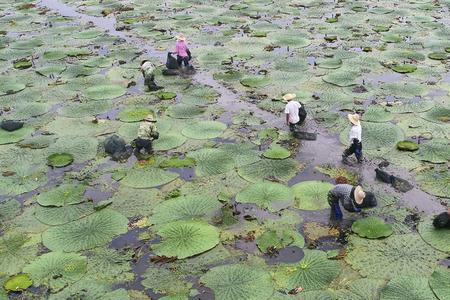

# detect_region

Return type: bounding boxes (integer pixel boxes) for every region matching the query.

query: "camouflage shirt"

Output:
[137,122,157,140]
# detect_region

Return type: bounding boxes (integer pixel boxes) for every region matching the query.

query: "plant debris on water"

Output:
[0,0,449,299]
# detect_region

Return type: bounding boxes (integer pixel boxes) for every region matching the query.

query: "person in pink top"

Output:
[172,33,191,68]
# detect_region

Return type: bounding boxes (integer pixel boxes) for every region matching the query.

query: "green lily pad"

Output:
[3,274,32,291]
[429,267,450,300]
[0,81,26,95]
[42,209,128,252]
[47,153,74,167]
[34,202,94,226]
[23,252,87,292]
[423,107,450,124]
[36,184,86,207]
[334,278,384,300]
[167,104,205,119]
[263,144,290,159]
[292,181,334,211]
[240,76,270,88]
[152,220,220,259]
[236,182,294,212]
[418,217,450,253]
[156,91,177,100]
[0,232,38,276]
[182,121,227,139]
[74,29,104,39]
[201,264,275,300]
[85,85,127,100]
[238,158,301,183]
[428,52,448,60]
[416,168,450,198]
[317,58,342,69]
[396,141,419,151]
[121,166,179,188]
[13,58,32,69]
[380,276,436,300]
[323,69,359,87]
[10,38,43,50]
[416,139,450,163]
[152,133,187,151]
[160,156,196,168]
[391,64,417,73]
[36,64,67,77]
[187,148,234,177]
[0,127,34,145]
[151,194,221,225]
[363,106,393,123]
[381,33,402,43]
[274,250,341,291]
[351,217,393,239]
[118,107,152,122]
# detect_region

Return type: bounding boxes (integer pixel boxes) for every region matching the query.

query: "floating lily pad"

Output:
[156,91,177,100]
[0,127,33,145]
[317,58,342,69]
[381,33,402,43]
[0,232,38,276]
[416,139,450,163]
[274,250,341,291]
[238,158,300,183]
[152,220,220,259]
[423,107,450,124]
[3,273,32,292]
[23,252,87,292]
[42,209,128,252]
[391,64,417,73]
[428,52,448,60]
[74,29,104,39]
[34,202,94,226]
[201,264,274,300]
[292,181,334,210]
[363,106,393,123]
[188,148,234,176]
[13,58,32,69]
[118,107,152,122]
[352,217,393,239]
[416,169,450,198]
[429,267,450,300]
[240,76,270,88]
[36,184,86,207]
[182,121,227,139]
[396,141,419,151]
[121,167,179,188]
[85,85,126,100]
[380,276,436,300]
[236,182,294,212]
[10,38,43,50]
[0,81,26,95]
[18,135,54,149]
[323,69,359,87]
[152,133,187,151]
[47,153,74,168]
[167,104,205,119]
[418,217,450,253]
[151,194,221,225]
[35,64,67,77]
[334,278,384,300]
[346,234,445,279]
[263,144,291,159]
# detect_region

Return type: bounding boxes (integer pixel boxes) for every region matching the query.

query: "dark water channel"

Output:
[31,0,450,298]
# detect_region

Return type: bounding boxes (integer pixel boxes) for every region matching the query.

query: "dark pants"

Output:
[177,55,189,67]
[327,192,343,220]
[289,121,300,132]
[135,138,152,153]
[143,73,163,91]
[343,139,363,161]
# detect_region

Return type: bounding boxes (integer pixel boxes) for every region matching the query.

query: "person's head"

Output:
[283,93,296,102]
[176,33,186,42]
[354,185,365,205]
[433,212,450,229]
[144,114,156,123]
[140,60,149,66]
[348,113,360,126]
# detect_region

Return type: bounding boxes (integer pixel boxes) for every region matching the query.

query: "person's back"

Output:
[285,100,301,124]
[138,122,157,140]
[176,40,188,58]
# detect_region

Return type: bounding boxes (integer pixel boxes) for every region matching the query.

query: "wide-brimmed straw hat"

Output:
[144,114,156,122]
[354,185,366,204]
[348,113,360,126]
[282,93,296,101]
[176,33,186,41]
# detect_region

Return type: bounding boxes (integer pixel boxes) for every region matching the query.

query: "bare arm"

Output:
[285,114,290,125]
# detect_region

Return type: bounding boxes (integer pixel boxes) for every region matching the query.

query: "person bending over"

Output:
[140,60,163,91]
[328,184,377,220]
[135,114,159,154]
[433,209,450,229]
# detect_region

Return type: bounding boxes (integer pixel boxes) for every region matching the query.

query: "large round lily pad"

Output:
[188,148,234,177]
[292,181,334,210]
[345,234,445,279]
[362,106,393,123]
[236,182,294,212]
[351,217,393,239]
[238,158,301,183]
[34,202,94,226]
[0,127,34,145]
[200,264,275,300]
[418,217,450,253]
[85,85,127,100]
[416,169,450,198]
[263,144,291,159]
[274,250,341,291]
[36,184,86,207]
[423,107,450,124]
[42,209,128,252]
[181,121,226,139]
[416,139,450,163]
[323,69,359,87]
[3,274,32,291]
[121,167,179,188]
[380,276,436,300]
[391,64,417,73]
[152,133,187,151]
[23,252,87,292]
[334,278,384,300]
[152,220,220,259]
[240,76,270,88]
[396,141,419,151]
[0,232,38,276]
[47,153,74,168]
[151,194,222,225]
[167,104,205,119]
[118,107,152,122]
[0,81,26,95]
[428,52,448,60]
[429,267,450,300]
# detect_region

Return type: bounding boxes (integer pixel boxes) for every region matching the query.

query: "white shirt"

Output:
[349,124,362,142]
[284,101,301,124]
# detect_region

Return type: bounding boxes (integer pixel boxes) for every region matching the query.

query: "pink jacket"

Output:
[175,40,188,57]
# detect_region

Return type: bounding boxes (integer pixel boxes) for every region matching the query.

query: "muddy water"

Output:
[37,0,448,296]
